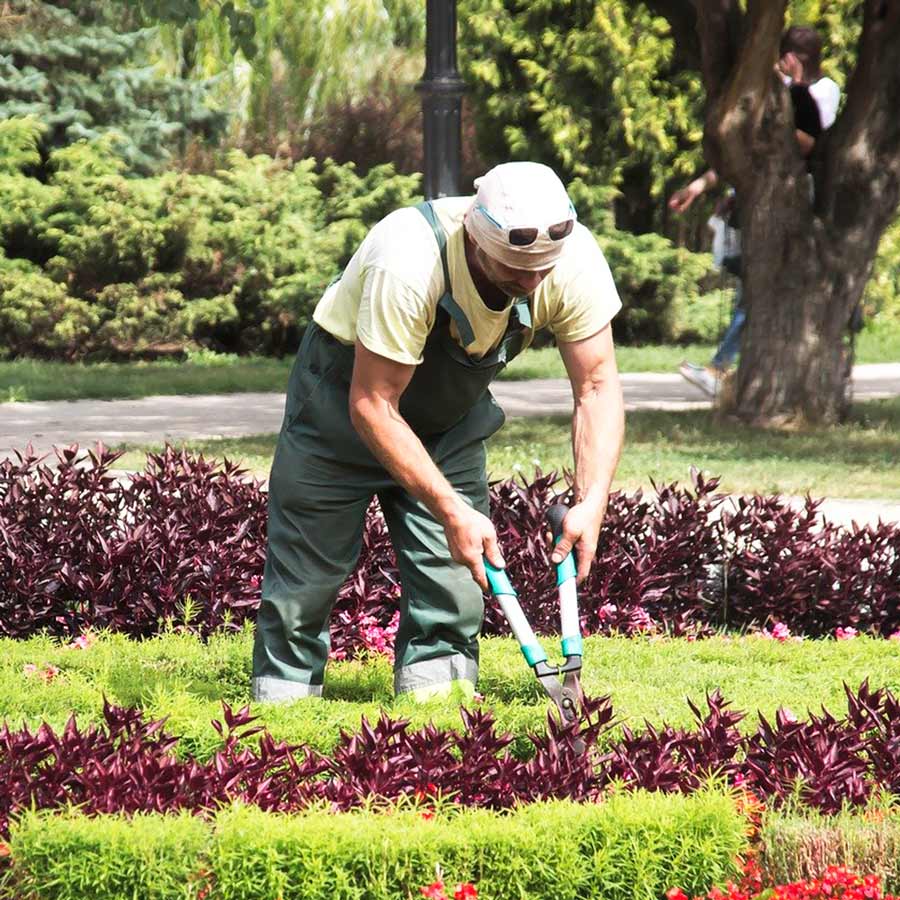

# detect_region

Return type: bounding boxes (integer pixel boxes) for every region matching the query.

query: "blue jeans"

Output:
[711,283,745,370]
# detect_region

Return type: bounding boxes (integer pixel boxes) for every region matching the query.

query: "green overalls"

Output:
[252,202,533,702]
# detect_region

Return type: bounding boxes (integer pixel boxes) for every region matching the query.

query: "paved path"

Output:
[3,363,899,456]
[2,363,898,527]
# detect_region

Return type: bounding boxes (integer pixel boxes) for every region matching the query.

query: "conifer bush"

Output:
[0,2,225,174]
[0,123,421,361]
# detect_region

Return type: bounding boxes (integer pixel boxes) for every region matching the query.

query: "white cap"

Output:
[464,162,575,271]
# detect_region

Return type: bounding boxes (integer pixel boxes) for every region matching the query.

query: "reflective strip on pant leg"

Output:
[252,676,323,702]
[394,653,478,697]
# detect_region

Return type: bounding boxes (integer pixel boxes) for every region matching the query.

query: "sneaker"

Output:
[679,362,719,397]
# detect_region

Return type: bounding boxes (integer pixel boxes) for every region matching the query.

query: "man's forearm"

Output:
[570,374,625,516]
[350,396,464,524]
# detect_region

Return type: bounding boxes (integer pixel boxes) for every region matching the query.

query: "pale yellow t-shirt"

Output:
[313,196,622,365]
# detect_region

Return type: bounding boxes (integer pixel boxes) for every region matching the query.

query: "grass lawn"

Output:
[110,396,900,499]
[2,630,897,755]
[2,323,897,402]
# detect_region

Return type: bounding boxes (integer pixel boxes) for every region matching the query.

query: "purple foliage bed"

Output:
[2,682,898,839]
[1,445,898,651]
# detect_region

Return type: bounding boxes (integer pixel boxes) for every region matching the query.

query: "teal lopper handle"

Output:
[484,559,548,667]
[545,504,582,659]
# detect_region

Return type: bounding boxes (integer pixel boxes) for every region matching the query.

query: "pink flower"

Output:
[68,633,96,651]
[835,626,859,641]
[22,663,38,676]
[890,631,900,642]
[41,665,61,683]
[771,622,790,642]
[598,603,617,621]
[760,622,791,642]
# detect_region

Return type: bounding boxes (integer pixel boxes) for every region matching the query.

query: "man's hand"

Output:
[442,499,504,592]
[669,181,704,214]
[778,51,805,83]
[669,169,718,215]
[548,499,606,584]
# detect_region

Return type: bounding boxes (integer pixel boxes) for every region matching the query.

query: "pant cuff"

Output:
[252,676,323,702]
[394,653,478,697]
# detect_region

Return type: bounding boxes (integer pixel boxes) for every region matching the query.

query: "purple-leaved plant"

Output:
[1,445,898,649]
[3,684,900,837]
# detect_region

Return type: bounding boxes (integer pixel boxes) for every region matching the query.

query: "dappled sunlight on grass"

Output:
[490,398,900,498]
[110,397,900,499]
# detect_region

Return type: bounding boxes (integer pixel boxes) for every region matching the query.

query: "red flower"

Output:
[421,881,447,900]
[454,884,478,900]
[667,889,689,900]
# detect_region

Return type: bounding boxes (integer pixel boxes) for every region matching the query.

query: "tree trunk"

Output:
[688,0,900,426]
[736,212,865,425]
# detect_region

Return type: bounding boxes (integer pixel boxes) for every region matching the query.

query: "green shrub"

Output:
[6,793,745,900]
[569,178,728,344]
[0,270,99,359]
[0,134,421,360]
[5,810,209,900]
[0,126,725,360]
[864,217,900,325]
[761,806,900,893]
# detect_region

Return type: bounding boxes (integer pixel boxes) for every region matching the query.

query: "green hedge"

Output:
[0,118,723,361]
[0,118,420,361]
[4,631,900,761]
[761,807,900,892]
[5,794,746,900]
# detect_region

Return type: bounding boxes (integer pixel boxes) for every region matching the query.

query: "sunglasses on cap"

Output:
[476,202,576,247]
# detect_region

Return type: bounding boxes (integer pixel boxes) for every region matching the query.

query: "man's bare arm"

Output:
[554,325,625,583]
[348,340,503,590]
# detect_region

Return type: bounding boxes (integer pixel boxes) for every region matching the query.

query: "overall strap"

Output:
[415,200,476,348]
[512,297,532,330]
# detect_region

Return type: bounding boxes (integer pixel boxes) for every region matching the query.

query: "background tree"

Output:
[458,0,706,235]
[124,0,422,156]
[0,1,226,174]
[644,0,899,425]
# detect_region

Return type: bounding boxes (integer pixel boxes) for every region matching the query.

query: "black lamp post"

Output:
[417,0,466,199]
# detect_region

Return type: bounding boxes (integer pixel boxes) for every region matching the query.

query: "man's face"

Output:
[474,244,555,298]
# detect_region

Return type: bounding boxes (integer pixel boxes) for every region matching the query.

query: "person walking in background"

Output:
[669,26,841,398]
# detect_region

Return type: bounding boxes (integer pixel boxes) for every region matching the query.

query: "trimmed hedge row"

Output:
[1,446,898,648]
[3,795,747,900]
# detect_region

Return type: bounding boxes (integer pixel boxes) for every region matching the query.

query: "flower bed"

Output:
[5,679,900,838]
[1,446,898,649]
